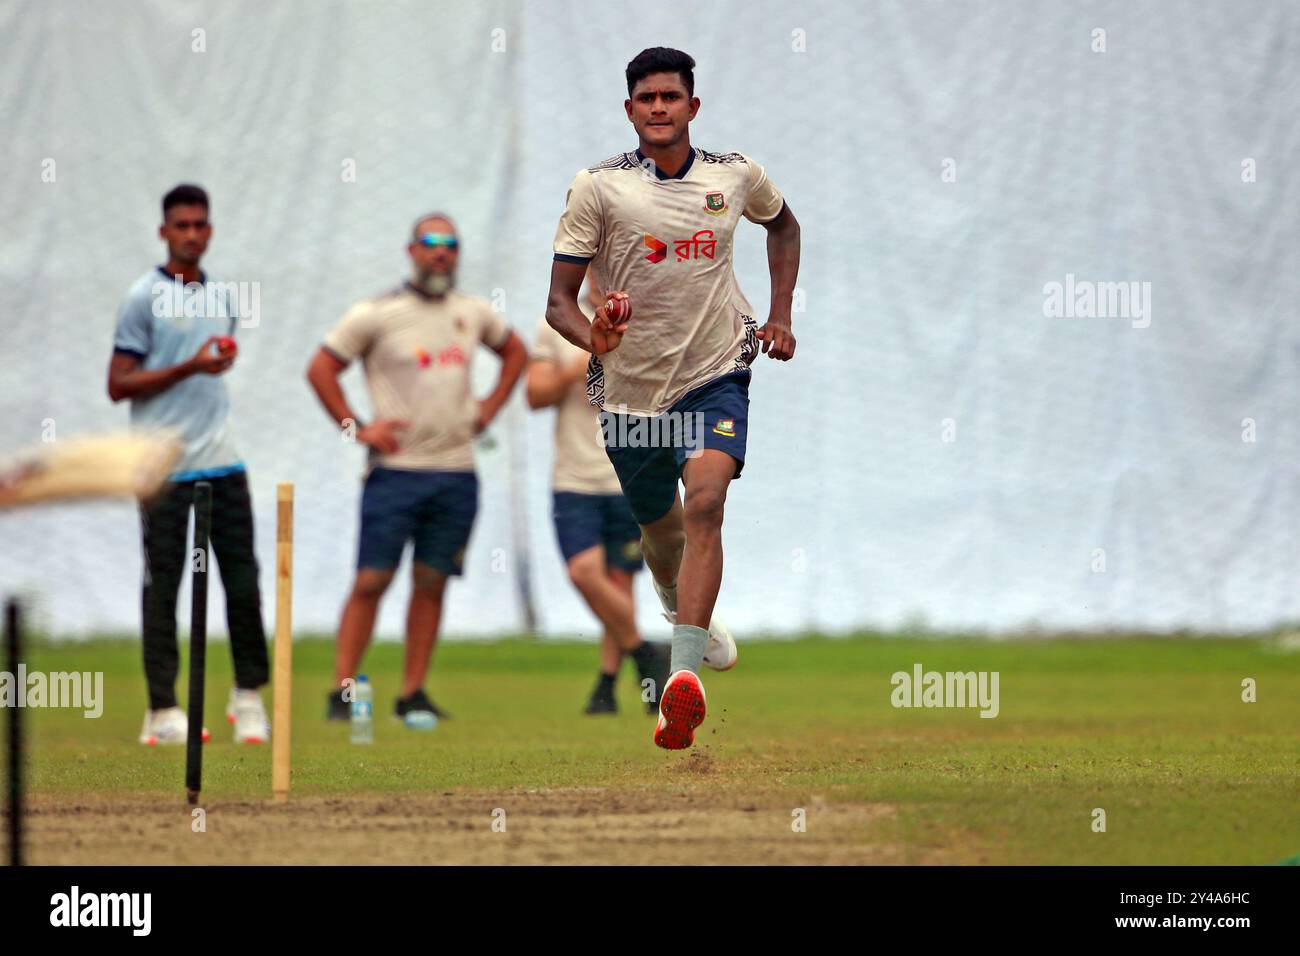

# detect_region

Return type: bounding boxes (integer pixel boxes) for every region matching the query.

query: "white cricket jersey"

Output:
[552,147,785,416]
[532,301,623,495]
[323,285,510,473]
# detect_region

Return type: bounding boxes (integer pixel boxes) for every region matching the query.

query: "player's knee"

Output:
[641,517,685,559]
[411,562,447,598]
[683,485,726,530]
[567,549,604,591]
[351,570,394,599]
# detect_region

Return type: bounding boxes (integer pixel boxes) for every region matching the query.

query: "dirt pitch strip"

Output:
[22,788,913,866]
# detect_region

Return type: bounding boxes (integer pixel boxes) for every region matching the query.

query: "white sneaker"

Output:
[654,581,738,672]
[229,688,270,744]
[700,615,738,671]
[139,706,209,746]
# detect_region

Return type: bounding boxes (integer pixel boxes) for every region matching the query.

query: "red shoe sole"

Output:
[654,673,706,750]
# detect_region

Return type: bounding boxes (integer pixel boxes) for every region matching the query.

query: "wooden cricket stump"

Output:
[272,482,293,801]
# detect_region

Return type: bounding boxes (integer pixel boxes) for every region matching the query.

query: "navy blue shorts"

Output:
[600,370,751,525]
[552,491,644,572]
[357,467,478,574]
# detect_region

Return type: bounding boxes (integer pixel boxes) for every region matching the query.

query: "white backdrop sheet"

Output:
[1,0,1297,639]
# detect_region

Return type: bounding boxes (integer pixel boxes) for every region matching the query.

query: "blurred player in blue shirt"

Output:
[107,184,270,747]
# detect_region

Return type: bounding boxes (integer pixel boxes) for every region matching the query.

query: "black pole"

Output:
[6,597,22,866]
[185,482,211,805]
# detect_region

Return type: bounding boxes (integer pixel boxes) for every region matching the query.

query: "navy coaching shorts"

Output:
[599,369,751,526]
[552,491,645,572]
[357,467,478,574]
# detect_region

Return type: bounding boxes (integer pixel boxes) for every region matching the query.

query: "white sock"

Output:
[670,624,708,676]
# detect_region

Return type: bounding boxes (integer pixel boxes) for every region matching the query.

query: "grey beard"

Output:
[413,270,454,296]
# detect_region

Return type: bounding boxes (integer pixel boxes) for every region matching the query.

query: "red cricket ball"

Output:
[605,295,632,324]
[216,335,238,356]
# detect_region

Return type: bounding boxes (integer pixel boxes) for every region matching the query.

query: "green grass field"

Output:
[12,633,1300,865]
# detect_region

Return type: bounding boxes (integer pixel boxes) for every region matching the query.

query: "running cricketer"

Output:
[527,270,669,715]
[307,213,526,727]
[544,48,801,749]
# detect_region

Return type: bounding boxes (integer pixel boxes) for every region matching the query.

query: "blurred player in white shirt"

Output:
[528,270,669,715]
[307,213,526,727]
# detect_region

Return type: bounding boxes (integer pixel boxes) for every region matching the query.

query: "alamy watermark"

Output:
[152,274,260,327]
[598,408,708,456]
[0,666,103,717]
[50,886,151,935]
[890,663,999,718]
[1043,273,1151,329]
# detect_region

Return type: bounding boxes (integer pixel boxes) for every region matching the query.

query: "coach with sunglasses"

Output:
[307,214,526,727]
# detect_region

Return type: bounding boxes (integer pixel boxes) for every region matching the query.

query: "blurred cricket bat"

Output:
[0,432,182,509]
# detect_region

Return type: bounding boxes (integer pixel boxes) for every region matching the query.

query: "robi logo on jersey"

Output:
[643,234,668,263]
[415,345,466,368]
[644,231,718,264]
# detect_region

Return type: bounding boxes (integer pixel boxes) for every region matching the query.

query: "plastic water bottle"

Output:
[350,675,373,744]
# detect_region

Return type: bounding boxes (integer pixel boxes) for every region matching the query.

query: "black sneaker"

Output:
[632,642,671,715]
[325,688,349,721]
[584,689,618,715]
[395,688,451,721]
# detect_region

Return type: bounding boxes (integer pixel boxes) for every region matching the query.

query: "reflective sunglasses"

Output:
[417,232,459,249]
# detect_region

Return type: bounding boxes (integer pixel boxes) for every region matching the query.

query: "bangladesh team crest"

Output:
[704,191,727,215]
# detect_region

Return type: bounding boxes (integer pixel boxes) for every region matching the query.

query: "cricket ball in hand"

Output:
[216,335,238,356]
[605,294,632,324]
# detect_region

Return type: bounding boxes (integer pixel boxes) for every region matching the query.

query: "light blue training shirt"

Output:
[112,267,244,480]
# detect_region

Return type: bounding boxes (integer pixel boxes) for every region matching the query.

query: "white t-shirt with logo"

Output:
[323,285,510,472]
[532,300,623,495]
[552,147,785,416]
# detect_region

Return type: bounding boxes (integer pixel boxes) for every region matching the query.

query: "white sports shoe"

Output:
[139,706,208,746]
[229,688,270,744]
[653,580,739,672]
[700,615,738,671]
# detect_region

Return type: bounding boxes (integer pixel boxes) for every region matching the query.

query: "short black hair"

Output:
[411,211,457,241]
[626,47,695,98]
[162,184,209,217]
